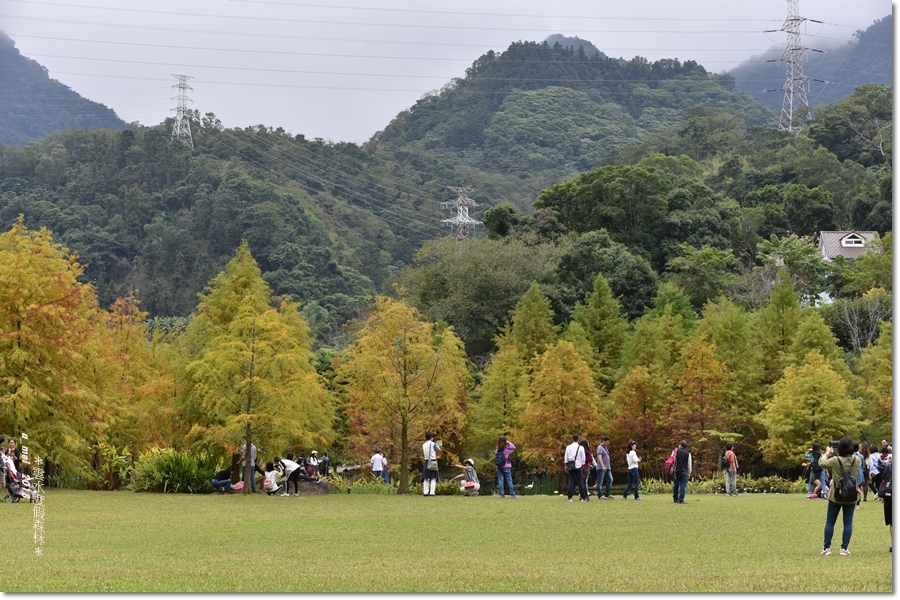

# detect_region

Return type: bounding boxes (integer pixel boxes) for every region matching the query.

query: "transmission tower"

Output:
[441,185,481,240]
[171,74,194,149]
[779,0,809,134]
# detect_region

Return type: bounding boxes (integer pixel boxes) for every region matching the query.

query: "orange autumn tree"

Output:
[88,295,171,453]
[666,336,732,473]
[516,340,601,475]
[608,365,670,474]
[339,296,469,494]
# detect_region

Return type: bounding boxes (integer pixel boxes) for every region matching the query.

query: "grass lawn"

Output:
[0,489,892,592]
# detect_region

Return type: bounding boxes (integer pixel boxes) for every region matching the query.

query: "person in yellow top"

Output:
[819,438,860,556]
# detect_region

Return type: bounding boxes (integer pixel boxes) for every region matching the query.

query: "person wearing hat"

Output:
[307,450,319,476]
[450,459,480,496]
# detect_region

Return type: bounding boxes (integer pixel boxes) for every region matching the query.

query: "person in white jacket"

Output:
[564,434,588,502]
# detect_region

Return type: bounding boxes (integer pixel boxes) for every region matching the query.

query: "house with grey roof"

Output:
[817,231,880,262]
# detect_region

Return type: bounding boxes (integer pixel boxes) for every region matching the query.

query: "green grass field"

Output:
[0,490,892,592]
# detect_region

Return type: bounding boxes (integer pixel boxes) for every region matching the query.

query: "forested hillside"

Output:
[729,14,891,114]
[373,40,777,209]
[0,33,125,146]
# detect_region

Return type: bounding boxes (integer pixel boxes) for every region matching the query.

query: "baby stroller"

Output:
[3,453,35,503]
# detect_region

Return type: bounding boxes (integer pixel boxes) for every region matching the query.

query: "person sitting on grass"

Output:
[263,461,283,496]
[211,466,234,494]
[449,459,480,496]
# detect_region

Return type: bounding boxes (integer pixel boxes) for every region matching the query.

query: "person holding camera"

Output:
[819,438,860,556]
[804,443,826,499]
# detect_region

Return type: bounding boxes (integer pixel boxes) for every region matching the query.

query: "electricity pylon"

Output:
[779,0,809,134]
[441,186,481,240]
[171,74,194,149]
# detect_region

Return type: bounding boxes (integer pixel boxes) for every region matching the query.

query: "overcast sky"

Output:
[0,0,892,144]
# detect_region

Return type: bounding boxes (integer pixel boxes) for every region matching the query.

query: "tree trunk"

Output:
[398,418,409,494]
[243,329,256,494]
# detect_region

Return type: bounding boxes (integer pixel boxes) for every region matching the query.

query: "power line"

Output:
[6,33,787,60]
[0,13,787,38]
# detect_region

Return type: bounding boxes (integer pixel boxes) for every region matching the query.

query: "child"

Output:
[263,461,283,496]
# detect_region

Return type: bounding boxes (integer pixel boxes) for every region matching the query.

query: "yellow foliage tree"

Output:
[758,351,864,467]
[339,296,470,494]
[171,241,333,491]
[0,218,106,474]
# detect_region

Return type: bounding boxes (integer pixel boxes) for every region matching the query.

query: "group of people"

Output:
[804,440,892,506]
[369,450,390,484]
[210,443,330,496]
[816,437,893,556]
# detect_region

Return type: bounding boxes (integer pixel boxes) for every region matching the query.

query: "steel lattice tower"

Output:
[171,74,195,149]
[441,185,481,240]
[779,0,809,134]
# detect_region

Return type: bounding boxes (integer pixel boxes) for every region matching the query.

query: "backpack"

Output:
[719,454,729,470]
[877,464,891,498]
[494,448,506,467]
[810,454,822,474]
[833,457,859,503]
[664,448,677,475]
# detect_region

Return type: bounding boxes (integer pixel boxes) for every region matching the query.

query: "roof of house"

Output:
[818,231,880,260]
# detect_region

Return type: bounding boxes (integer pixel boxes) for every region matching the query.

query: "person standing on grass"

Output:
[819,437,859,556]
[495,435,517,499]
[804,443,825,499]
[381,452,390,484]
[868,446,882,497]
[672,440,692,504]
[564,434,587,502]
[724,442,739,496]
[622,440,642,500]
[596,436,612,499]
[852,443,865,510]
[859,442,872,502]
[579,439,594,501]
[370,450,384,481]
[878,461,891,552]
[422,432,440,496]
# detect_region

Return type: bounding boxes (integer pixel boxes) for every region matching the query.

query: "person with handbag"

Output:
[564,434,588,502]
[422,432,441,496]
[449,458,480,496]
